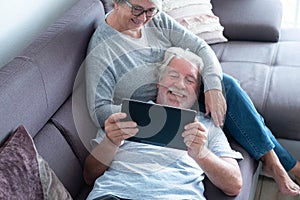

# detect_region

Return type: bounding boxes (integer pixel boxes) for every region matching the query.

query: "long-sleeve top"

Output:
[85,11,223,127]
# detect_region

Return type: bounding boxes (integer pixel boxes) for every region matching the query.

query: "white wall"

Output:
[0,0,79,68]
[282,0,300,27]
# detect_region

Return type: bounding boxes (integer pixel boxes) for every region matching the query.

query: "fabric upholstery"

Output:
[211,0,282,42]
[204,137,259,199]
[0,0,104,143]
[51,95,97,166]
[0,57,48,142]
[0,1,104,198]
[211,37,300,141]
[20,0,104,117]
[34,123,84,198]
[1,0,299,199]
[100,0,113,12]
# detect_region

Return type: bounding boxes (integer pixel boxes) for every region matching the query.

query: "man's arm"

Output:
[193,147,242,196]
[83,136,118,185]
[83,112,138,185]
[183,120,242,196]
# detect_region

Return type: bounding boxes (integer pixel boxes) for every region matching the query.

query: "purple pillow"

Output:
[0,125,72,200]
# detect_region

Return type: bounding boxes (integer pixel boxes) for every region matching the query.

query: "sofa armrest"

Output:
[211,0,282,42]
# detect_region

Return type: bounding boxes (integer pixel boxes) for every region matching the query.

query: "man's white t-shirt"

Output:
[87,112,243,200]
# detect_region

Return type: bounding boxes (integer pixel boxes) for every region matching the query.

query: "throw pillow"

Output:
[0,125,72,200]
[162,0,227,44]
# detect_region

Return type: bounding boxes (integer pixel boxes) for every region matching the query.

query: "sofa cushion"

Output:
[0,57,48,144]
[204,137,259,199]
[211,38,300,141]
[33,123,85,198]
[20,0,104,120]
[211,0,282,42]
[162,0,227,44]
[0,125,72,200]
[100,0,113,13]
[0,0,105,146]
[51,94,97,166]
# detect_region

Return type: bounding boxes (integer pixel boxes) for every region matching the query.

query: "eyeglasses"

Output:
[124,0,159,18]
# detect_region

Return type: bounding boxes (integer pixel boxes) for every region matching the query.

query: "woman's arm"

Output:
[154,12,226,126]
[155,12,223,92]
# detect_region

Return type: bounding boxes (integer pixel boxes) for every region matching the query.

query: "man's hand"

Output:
[104,112,138,146]
[183,119,209,159]
[205,89,227,127]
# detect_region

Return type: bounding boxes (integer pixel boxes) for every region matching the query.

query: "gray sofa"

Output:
[0,0,299,199]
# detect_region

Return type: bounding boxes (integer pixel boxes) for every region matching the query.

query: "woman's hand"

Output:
[183,119,209,159]
[204,89,227,127]
[104,112,139,146]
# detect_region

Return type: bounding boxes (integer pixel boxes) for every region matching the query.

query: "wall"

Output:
[0,0,79,68]
[282,0,300,27]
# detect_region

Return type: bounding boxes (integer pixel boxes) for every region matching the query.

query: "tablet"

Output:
[121,98,197,150]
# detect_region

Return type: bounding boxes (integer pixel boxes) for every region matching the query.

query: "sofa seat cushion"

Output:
[34,123,84,198]
[51,93,97,166]
[204,137,259,199]
[211,36,300,141]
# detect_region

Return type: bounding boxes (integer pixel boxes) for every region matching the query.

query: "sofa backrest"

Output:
[100,0,283,42]
[0,0,103,143]
[211,0,282,42]
[0,0,105,197]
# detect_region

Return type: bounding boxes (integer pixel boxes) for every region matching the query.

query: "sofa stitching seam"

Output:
[261,43,280,115]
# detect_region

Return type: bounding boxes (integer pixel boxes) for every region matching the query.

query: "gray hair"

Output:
[157,47,204,83]
[112,0,162,11]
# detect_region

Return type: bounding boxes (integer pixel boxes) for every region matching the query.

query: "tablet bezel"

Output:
[121,98,197,150]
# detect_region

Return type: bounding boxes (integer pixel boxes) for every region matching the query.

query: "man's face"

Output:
[156,57,199,109]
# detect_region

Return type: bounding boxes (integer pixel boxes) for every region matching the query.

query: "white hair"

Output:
[157,47,204,81]
[113,0,162,11]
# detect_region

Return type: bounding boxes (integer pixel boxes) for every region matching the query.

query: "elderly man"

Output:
[84,47,243,200]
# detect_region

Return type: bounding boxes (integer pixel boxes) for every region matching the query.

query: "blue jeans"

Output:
[222,73,296,171]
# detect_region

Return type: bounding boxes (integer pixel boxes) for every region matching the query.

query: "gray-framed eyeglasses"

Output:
[124,0,159,18]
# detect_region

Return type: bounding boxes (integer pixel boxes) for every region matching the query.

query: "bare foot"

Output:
[290,161,300,186]
[261,150,300,196]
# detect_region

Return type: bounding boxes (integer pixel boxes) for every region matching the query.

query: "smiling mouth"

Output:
[169,90,185,98]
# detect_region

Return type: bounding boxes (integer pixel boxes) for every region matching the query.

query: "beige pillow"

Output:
[162,0,227,44]
[0,125,72,200]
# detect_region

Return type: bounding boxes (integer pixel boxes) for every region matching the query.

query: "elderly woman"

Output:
[85,0,300,196]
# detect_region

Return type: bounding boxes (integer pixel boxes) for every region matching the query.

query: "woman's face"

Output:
[114,0,158,32]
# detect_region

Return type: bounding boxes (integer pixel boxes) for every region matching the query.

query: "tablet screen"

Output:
[121,98,197,150]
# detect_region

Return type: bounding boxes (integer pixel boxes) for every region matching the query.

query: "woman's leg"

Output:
[265,127,296,171]
[268,127,300,187]
[222,74,274,160]
[222,73,300,195]
[260,149,300,195]
[222,73,296,169]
